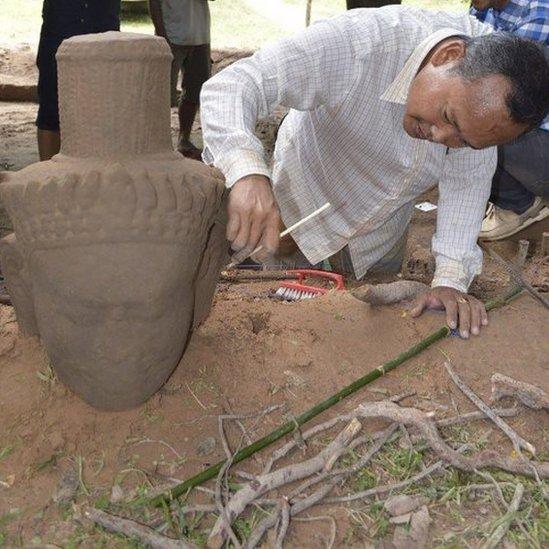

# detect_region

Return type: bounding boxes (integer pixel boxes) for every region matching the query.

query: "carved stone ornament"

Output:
[0,32,228,410]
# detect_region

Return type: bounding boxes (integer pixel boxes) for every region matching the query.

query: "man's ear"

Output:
[430,38,466,67]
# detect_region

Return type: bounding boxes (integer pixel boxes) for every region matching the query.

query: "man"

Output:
[36,0,120,160]
[149,0,211,160]
[470,0,549,240]
[200,7,548,338]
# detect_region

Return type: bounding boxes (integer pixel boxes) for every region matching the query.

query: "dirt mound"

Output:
[0,283,547,546]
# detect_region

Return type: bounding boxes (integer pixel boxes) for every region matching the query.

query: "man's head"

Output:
[470,0,509,10]
[404,33,549,149]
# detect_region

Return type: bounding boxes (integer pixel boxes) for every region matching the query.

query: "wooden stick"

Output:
[226,202,331,269]
[444,361,536,456]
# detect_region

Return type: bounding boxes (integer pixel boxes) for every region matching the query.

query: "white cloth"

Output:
[200,6,497,292]
[161,0,210,46]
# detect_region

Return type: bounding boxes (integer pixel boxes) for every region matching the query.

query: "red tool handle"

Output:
[286,269,345,290]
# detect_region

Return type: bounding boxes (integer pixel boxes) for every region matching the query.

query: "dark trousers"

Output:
[491,128,549,214]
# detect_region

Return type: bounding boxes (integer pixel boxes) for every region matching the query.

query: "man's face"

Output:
[404,61,526,149]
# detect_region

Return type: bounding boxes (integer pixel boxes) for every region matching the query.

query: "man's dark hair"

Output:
[453,33,549,130]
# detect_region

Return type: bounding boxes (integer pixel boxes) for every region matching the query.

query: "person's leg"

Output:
[36,32,62,161]
[178,43,211,159]
[169,44,185,108]
[37,129,61,161]
[480,129,549,240]
[329,229,408,279]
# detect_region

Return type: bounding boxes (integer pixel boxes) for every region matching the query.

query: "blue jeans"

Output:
[491,128,549,214]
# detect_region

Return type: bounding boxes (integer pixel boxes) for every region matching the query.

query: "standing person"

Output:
[470,0,549,240]
[149,0,211,160]
[36,0,120,161]
[200,6,548,338]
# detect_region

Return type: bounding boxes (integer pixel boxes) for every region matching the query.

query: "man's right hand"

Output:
[227,175,281,264]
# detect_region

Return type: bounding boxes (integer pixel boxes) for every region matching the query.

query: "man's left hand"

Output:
[410,286,488,338]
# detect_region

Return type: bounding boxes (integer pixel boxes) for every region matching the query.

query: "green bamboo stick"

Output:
[147,284,523,507]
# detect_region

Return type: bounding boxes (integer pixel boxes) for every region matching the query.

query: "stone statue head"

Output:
[0,33,227,410]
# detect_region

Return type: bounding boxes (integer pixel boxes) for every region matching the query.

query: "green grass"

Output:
[1,0,468,50]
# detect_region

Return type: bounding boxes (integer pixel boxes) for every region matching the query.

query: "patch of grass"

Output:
[354,467,378,491]
[233,508,268,543]
[348,501,391,540]
[0,446,14,461]
[34,452,59,472]
[375,442,426,480]
[36,362,57,389]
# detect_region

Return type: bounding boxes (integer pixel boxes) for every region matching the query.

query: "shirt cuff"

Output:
[203,147,271,188]
[431,257,472,293]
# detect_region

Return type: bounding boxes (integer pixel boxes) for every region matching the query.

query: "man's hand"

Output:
[410,286,488,338]
[227,175,281,264]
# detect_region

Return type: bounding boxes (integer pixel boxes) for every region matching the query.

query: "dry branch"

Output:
[207,418,362,548]
[86,508,195,549]
[263,392,413,475]
[355,401,547,478]
[436,407,519,427]
[246,423,397,548]
[444,362,536,456]
[491,373,549,410]
[274,498,291,549]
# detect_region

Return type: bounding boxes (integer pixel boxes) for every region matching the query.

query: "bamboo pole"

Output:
[146,285,523,507]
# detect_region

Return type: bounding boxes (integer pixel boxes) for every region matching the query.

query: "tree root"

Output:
[355,401,547,478]
[85,508,195,549]
[206,418,362,548]
[491,373,549,410]
[351,280,428,305]
[444,362,536,456]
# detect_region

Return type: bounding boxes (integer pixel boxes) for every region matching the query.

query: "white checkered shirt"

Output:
[201,6,497,292]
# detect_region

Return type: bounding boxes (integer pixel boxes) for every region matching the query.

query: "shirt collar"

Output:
[380,28,468,105]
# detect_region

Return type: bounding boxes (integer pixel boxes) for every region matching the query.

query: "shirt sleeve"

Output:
[200,17,357,188]
[431,147,497,293]
[512,12,549,43]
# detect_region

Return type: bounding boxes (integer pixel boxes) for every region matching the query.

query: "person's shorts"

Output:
[169,43,211,106]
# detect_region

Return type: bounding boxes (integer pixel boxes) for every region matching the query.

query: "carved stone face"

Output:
[0,33,228,410]
[29,243,197,409]
[1,161,227,410]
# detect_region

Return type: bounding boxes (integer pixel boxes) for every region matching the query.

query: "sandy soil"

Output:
[0,45,548,547]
